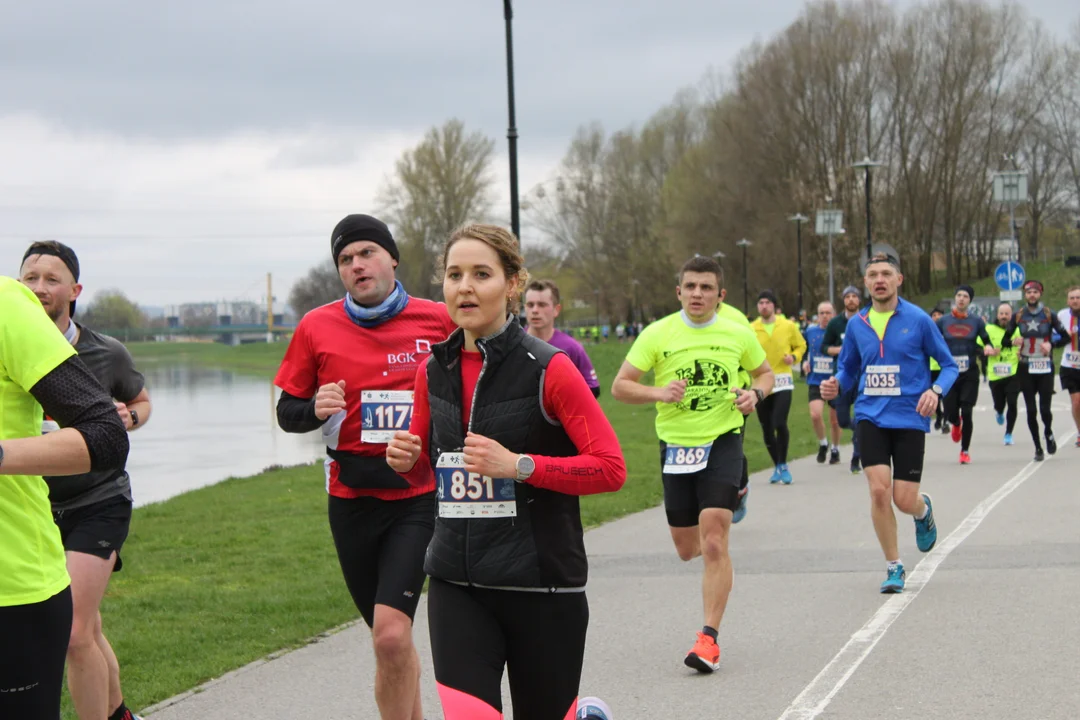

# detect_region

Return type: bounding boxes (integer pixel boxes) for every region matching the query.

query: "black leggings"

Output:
[1019,366,1056,448]
[428,578,589,720]
[757,391,793,465]
[990,377,1020,434]
[0,587,72,720]
[944,393,975,451]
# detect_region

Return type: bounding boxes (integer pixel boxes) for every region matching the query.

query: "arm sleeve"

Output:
[273,319,318,398]
[29,356,130,472]
[925,317,959,394]
[524,354,626,496]
[791,323,808,362]
[834,324,861,392]
[1001,316,1018,344]
[400,360,435,487]
[977,320,994,349]
[1051,313,1071,348]
[107,338,146,403]
[276,390,326,433]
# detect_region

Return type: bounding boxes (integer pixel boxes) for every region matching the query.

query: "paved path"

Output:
[144,414,1080,719]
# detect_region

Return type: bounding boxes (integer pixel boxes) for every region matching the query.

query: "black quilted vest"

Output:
[423,318,584,590]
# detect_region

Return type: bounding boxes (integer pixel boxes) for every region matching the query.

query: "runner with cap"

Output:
[935,284,996,464]
[19,241,153,720]
[821,252,957,593]
[751,290,806,484]
[821,285,864,473]
[1058,286,1080,447]
[803,301,842,464]
[274,214,456,720]
[1001,279,1071,461]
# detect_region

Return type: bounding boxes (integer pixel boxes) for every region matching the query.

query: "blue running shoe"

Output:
[915,493,937,552]
[880,563,905,593]
[733,486,749,524]
[1004,433,1014,446]
[780,464,793,485]
[769,466,782,484]
[996,412,1005,426]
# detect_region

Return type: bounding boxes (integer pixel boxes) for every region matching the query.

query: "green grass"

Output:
[905,260,1079,312]
[102,338,829,717]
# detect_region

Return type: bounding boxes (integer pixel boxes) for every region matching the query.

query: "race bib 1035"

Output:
[864,365,901,396]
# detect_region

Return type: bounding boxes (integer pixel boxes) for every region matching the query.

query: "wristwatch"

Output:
[931,384,943,396]
[515,454,535,481]
[130,409,140,427]
[753,388,766,405]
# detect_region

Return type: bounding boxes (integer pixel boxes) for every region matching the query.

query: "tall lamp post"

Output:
[712,250,726,270]
[503,0,520,242]
[736,238,752,314]
[788,214,808,317]
[852,157,882,267]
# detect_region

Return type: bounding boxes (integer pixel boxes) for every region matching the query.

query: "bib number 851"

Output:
[446,470,496,501]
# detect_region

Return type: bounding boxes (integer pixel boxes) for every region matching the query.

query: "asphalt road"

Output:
[145,402,1080,720]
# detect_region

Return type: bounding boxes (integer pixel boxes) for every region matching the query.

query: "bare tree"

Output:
[288,259,343,317]
[377,119,496,298]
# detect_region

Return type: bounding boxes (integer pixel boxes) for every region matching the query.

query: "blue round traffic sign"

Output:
[994,261,1025,291]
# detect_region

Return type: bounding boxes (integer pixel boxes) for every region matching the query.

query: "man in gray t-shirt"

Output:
[21,240,151,720]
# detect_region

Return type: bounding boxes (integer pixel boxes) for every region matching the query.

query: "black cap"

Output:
[331,214,399,264]
[758,289,779,306]
[956,284,975,300]
[22,240,80,317]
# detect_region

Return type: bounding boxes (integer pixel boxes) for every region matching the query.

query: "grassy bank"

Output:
[905,260,1078,312]
[105,339,833,716]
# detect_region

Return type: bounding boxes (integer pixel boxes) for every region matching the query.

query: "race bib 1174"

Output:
[863,365,901,396]
[1064,351,1080,367]
[992,363,1013,377]
[435,452,517,518]
[361,390,414,444]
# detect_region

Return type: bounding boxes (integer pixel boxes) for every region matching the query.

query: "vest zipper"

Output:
[463,340,490,587]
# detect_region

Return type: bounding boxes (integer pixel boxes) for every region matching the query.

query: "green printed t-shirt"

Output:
[626,311,766,446]
[718,303,754,389]
[0,277,74,606]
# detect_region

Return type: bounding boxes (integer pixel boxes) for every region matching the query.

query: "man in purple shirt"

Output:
[524,280,601,397]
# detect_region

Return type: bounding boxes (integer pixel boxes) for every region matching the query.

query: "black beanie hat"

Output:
[956,284,975,300]
[22,240,81,317]
[331,214,399,264]
[758,289,779,306]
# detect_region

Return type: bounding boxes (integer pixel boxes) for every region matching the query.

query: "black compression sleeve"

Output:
[276,390,325,433]
[28,355,129,472]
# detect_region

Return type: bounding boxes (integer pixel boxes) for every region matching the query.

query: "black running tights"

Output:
[757,391,793,465]
[0,587,72,720]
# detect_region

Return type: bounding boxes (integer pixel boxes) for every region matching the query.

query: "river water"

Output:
[126,366,327,507]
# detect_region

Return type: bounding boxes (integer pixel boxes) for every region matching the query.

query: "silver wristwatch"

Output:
[515,454,535,481]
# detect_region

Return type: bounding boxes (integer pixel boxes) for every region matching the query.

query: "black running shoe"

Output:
[1034,448,1045,462]
[1046,433,1057,455]
[817,445,828,463]
[829,448,841,465]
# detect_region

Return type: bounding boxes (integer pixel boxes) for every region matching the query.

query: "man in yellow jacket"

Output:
[751,290,807,484]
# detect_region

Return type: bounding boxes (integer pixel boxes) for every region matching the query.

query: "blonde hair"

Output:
[441,224,529,313]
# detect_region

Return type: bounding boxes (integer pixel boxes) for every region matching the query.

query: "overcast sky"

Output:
[1,0,1075,308]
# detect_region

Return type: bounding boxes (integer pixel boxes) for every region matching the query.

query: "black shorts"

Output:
[328,492,435,627]
[660,430,744,527]
[0,587,72,719]
[807,384,823,403]
[53,495,132,572]
[948,368,981,406]
[856,420,925,482]
[1061,366,1080,394]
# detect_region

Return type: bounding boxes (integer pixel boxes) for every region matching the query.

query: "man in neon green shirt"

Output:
[980,302,1020,444]
[0,277,129,718]
[612,255,774,674]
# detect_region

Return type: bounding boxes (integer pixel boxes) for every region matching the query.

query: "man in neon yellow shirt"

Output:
[0,277,129,718]
[751,290,807,484]
[980,302,1020,444]
[612,255,774,674]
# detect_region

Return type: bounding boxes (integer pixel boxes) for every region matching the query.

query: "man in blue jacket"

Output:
[821,252,959,594]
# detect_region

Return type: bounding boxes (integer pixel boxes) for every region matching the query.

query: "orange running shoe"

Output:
[684,632,720,673]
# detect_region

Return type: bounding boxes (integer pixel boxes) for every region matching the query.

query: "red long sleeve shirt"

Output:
[402,350,626,495]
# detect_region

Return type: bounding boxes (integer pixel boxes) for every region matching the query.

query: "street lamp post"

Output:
[736,238,752,314]
[852,157,882,267]
[815,209,844,307]
[503,0,520,242]
[712,250,726,270]
[788,214,808,317]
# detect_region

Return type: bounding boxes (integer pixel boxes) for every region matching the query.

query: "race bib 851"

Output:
[435,452,517,518]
